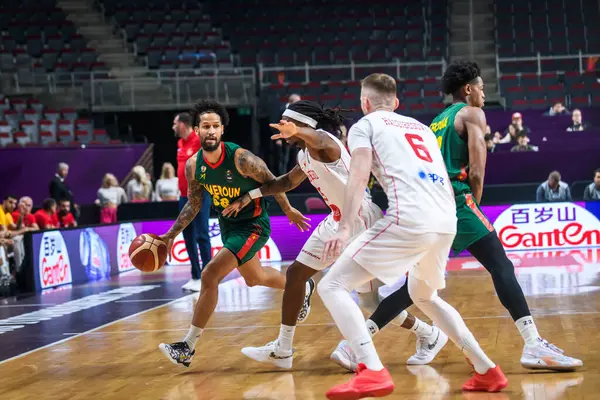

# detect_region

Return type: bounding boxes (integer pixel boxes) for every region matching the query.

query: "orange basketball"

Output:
[128,233,168,272]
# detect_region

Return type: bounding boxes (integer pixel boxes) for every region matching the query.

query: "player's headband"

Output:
[282,109,318,128]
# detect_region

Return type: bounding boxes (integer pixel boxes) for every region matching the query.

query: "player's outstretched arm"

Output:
[222,164,307,218]
[161,155,204,244]
[461,107,487,204]
[234,148,310,231]
[270,120,341,162]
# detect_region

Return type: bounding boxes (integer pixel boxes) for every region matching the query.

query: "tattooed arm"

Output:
[258,164,307,196]
[161,155,204,241]
[234,148,294,211]
[232,148,310,231]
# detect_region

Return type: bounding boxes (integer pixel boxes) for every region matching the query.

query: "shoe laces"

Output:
[540,338,564,354]
[170,342,190,354]
[414,335,430,356]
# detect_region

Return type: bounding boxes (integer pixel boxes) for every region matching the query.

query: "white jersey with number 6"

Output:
[348,110,456,234]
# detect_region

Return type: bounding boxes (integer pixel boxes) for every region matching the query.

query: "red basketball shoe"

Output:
[326,363,394,400]
[462,365,508,392]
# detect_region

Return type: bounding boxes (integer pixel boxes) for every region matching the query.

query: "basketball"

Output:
[128,233,168,272]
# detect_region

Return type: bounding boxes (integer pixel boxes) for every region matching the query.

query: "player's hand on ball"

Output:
[158,234,174,262]
[222,194,252,218]
[285,207,311,232]
[270,120,298,140]
[323,226,351,261]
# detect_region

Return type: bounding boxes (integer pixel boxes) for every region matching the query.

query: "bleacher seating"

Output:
[495,0,600,59]
[0,0,104,83]
[95,0,234,70]
[0,95,111,147]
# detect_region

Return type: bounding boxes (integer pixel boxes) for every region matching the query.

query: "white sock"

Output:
[351,337,384,371]
[410,318,433,337]
[409,276,495,375]
[515,316,541,346]
[183,325,203,350]
[395,310,408,325]
[317,254,384,371]
[366,319,379,337]
[277,324,296,352]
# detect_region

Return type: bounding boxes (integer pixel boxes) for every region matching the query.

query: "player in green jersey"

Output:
[158,100,311,368]
[334,61,582,374]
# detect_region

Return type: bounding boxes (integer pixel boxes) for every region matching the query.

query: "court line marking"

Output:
[115,299,182,303]
[61,309,600,336]
[0,304,57,308]
[0,294,194,366]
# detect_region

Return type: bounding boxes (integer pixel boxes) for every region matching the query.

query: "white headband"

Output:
[282,109,318,128]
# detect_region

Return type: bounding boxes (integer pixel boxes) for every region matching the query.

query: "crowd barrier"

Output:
[24,201,600,292]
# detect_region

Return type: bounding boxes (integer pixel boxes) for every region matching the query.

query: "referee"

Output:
[172,112,212,291]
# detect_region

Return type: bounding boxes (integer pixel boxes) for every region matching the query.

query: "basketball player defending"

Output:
[158,100,312,367]
[320,73,507,399]
[334,61,583,373]
[222,101,444,369]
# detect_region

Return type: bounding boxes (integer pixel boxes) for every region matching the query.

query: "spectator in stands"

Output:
[34,198,59,230]
[536,171,572,202]
[583,168,600,201]
[510,134,538,152]
[545,102,570,116]
[484,133,496,153]
[566,109,588,131]
[11,197,39,230]
[57,199,77,228]
[126,165,153,202]
[499,112,530,144]
[0,195,17,231]
[155,162,179,201]
[96,173,128,224]
[276,94,302,174]
[498,123,520,144]
[49,162,79,220]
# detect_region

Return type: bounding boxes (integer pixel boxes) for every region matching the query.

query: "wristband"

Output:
[248,188,263,199]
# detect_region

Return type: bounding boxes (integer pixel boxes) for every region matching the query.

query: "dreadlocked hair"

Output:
[440,60,481,95]
[190,99,230,127]
[287,100,349,137]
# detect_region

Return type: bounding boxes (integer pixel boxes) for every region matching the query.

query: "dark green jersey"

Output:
[430,102,470,196]
[195,142,268,222]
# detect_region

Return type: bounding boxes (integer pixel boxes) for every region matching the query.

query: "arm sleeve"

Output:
[565,185,572,201]
[348,118,373,152]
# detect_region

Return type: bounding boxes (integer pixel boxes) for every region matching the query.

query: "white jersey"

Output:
[295,129,383,275]
[348,110,456,234]
[296,129,372,225]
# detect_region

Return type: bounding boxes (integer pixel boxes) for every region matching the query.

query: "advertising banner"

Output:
[29,201,600,291]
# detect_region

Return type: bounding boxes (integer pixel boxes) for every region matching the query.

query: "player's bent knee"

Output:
[285,262,314,286]
[407,277,437,305]
[244,277,260,287]
[200,268,221,288]
[316,275,333,298]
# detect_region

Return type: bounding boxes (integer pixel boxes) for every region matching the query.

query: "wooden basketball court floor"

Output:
[1,248,599,399]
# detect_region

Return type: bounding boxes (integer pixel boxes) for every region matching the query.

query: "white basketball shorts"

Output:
[296,201,383,273]
[344,215,456,290]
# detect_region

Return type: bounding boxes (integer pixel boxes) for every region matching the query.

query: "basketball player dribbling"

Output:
[319,73,507,399]
[335,61,583,373]
[157,100,312,367]
[222,101,444,369]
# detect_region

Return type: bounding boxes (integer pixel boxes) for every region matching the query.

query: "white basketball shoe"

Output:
[241,340,295,369]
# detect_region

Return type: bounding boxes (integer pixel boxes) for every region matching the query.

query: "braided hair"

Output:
[286,101,348,137]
